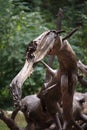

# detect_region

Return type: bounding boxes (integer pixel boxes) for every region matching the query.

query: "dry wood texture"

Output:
[1,21,87,130]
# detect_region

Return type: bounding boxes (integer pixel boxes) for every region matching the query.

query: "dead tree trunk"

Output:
[44,33,80,130]
[8,10,87,130]
[9,30,82,129]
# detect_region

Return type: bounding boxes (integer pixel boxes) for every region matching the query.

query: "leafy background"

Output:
[0,0,87,108]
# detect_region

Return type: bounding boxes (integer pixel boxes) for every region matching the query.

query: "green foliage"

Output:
[0,0,48,107]
[0,0,87,108]
[0,88,12,109]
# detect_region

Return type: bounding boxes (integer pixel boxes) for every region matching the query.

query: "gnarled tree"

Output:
[0,9,87,130]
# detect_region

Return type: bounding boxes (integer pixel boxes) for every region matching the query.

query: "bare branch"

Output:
[11,107,20,120]
[77,60,87,76]
[42,84,56,95]
[41,60,56,77]
[44,56,55,82]
[56,30,65,34]
[62,27,79,41]
[0,109,21,130]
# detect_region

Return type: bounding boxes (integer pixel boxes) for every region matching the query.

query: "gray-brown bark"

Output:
[9,29,87,130]
[77,60,87,76]
[0,92,87,130]
[10,30,58,107]
[1,7,85,129]
[0,109,21,130]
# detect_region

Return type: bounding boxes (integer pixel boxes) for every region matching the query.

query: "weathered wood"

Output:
[10,31,57,107]
[0,109,21,130]
[1,92,87,130]
[62,27,79,41]
[9,29,87,130]
[8,16,87,130]
[43,35,79,130]
[77,60,87,76]
[45,55,55,83]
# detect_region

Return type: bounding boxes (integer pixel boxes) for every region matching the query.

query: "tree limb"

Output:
[62,27,79,41]
[11,107,20,120]
[0,109,21,130]
[77,60,87,76]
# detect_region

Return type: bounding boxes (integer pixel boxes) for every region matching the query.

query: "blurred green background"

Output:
[0,0,87,109]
